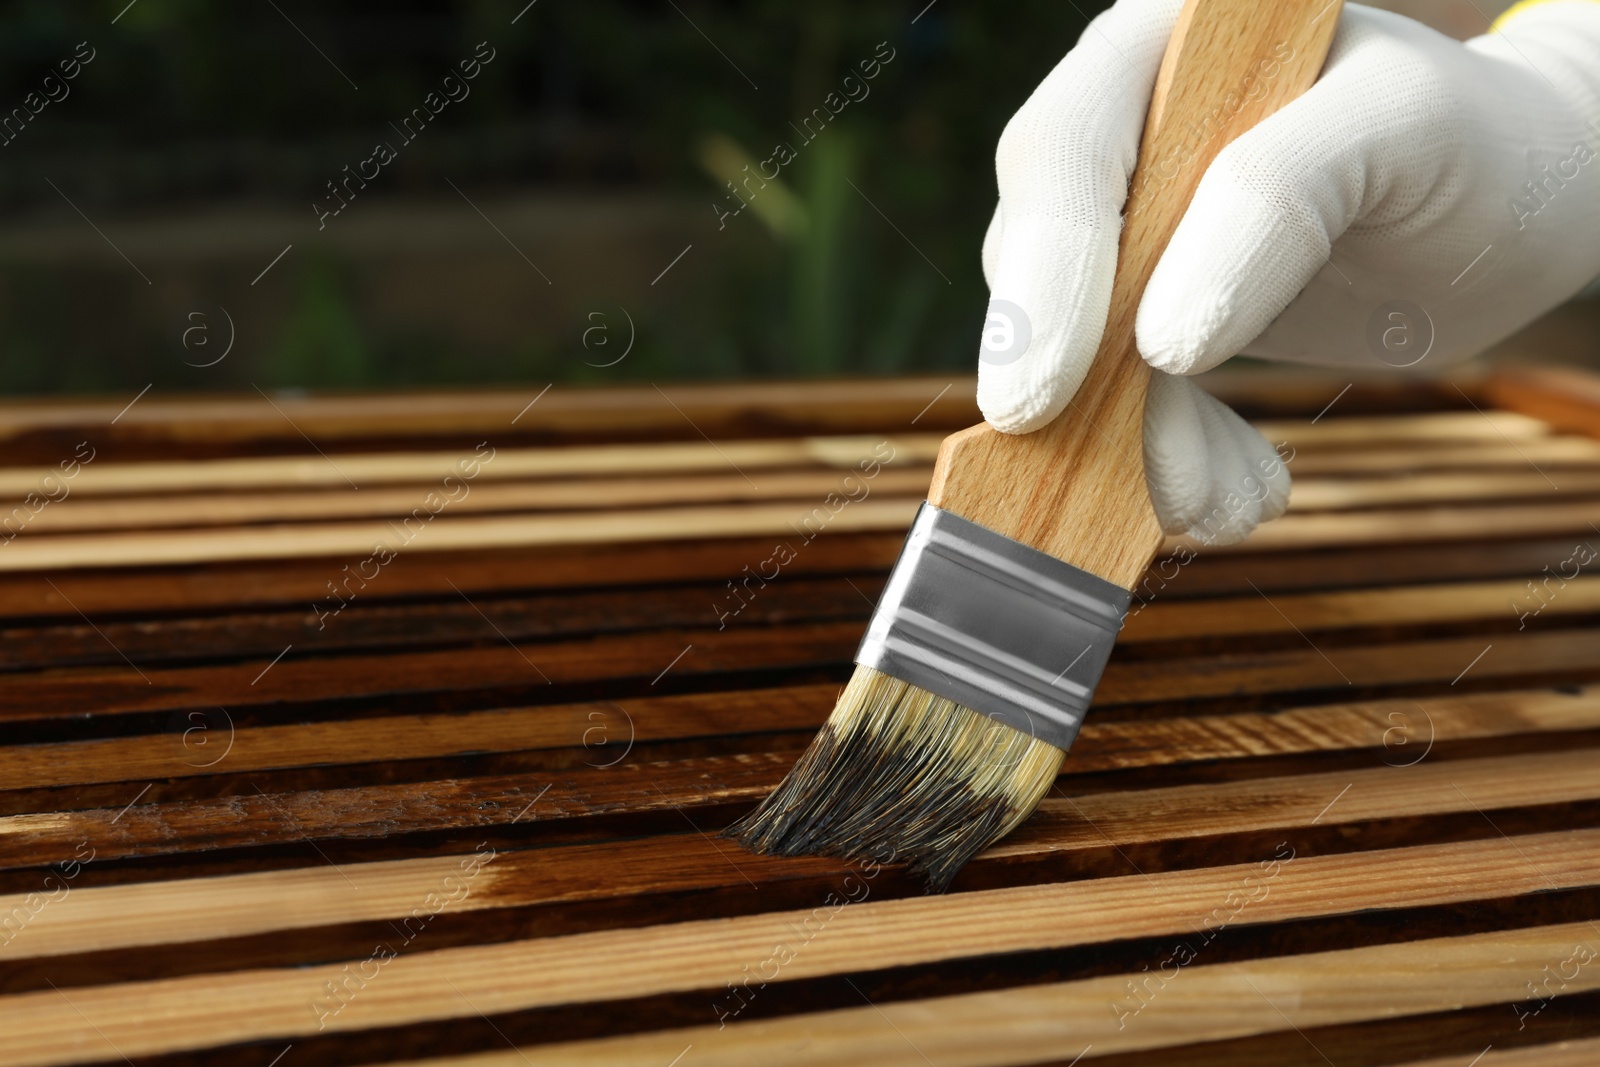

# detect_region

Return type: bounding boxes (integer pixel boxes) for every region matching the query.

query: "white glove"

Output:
[978,0,1600,545]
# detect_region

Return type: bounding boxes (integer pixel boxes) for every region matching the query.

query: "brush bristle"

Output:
[725,665,1064,891]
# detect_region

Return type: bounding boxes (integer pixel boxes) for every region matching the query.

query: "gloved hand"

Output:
[978,0,1600,544]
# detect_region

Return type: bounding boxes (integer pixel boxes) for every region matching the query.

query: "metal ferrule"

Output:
[855,502,1130,752]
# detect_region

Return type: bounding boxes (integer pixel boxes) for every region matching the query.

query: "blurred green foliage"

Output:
[0,0,1109,393]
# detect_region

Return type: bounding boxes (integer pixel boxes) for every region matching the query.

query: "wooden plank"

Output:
[6,744,1598,964]
[1288,470,1600,510]
[0,370,1595,1067]
[1182,500,1600,553]
[5,619,1598,729]
[4,738,1595,876]
[2,838,1596,1067]
[0,685,839,790]
[0,378,982,462]
[0,498,927,572]
[5,469,935,534]
[1395,1040,1600,1067]
[0,533,911,620]
[1256,409,1552,447]
[0,620,864,724]
[1069,684,1600,769]
[1192,367,1467,419]
[5,567,1589,676]
[1015,747,1600,857]
[0,576,881,672]
[1486,365,1600,441]
[1140,537,1600,602]
[0,436,938,499]
[371,920,1600,1067]
[4,487,1598,571]
[1285,436,1600,476]
[4,679,1590,794]
[1121,576,1600,642]
[14,465,1600,540]
[1096,628,1600,706]
[0,750,787,869]
[0,530,1581,627]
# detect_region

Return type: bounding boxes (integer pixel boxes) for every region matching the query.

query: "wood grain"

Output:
[12,464,1600,545]
[5,355,1600,1065]
[3,673,1590,794]
[5,860,1593,1067]
[3,613,1596,737]
[4,751,1597,965]
[0,561,1587,677]
[1394,1039,1600,1067]
[1284,435,1600,475]
[371,920,1600,1067]
[5,740,1594,877]
[0,378,981,463]
[0,436,937,499]
[1487,365,1600,441]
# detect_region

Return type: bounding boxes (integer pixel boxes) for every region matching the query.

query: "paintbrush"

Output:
[727,0,1345,890]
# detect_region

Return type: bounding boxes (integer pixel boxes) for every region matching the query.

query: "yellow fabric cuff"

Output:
[1492,0,1598,33]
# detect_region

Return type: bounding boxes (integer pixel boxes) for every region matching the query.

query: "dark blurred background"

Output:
[4,0,1584,399]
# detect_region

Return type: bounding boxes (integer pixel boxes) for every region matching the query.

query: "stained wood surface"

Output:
[2,362,1599,1067]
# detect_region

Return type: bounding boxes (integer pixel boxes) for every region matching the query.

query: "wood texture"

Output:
[5,359,1600,1066]
[1486,364,1600,440]
[4,837,1597,1066]
[373,921,1600,1067]
[928,0,1344,588]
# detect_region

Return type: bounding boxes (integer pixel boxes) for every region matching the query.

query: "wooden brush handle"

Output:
[928,0,1344,589]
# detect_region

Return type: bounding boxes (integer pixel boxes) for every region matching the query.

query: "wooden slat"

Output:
[0,499,926,572]
[1256,409,1551,446]
[1395,1040,1600,1067]
[1018,746,1600,857]
[13,464,1600,538]
[1121,576,1600,641]
[4,619,1597,729]
[3,469,935,534]
[4,371,1599,1067]
[3,837,1596,1067]
[0,378,983,461]
[4,679,1591,794]
[0,436,939,499]
[6,738,1599,964]
[0,620,862,724]
[2,566,1589,676]
[1285,435,1600,475]
[0,685,835,790]
[0,533,912,619]
[4,739,1595,876]
[3,492,1598,571]
[376,920,1600,1067]
[1182,499,1600,553]
[1288,470,1600,510]
[1487,365,1600,441]
[0,575,879,671]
